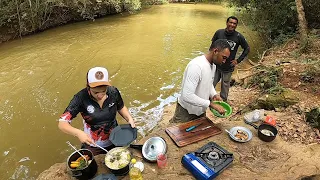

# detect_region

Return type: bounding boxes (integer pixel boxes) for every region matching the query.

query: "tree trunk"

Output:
[295,0,308,42]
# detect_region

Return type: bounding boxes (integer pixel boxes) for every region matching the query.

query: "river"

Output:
[0,3,263,179]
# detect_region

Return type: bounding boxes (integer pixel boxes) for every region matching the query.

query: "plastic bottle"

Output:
[129,158,143,180]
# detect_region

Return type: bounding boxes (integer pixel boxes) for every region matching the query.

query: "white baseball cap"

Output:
[87,67,111,87]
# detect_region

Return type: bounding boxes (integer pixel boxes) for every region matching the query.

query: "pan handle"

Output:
[245,121,259,129]
[129,144,143,150]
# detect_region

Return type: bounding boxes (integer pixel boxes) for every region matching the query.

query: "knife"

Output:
[185,122,203,132]
[190,126,212,133]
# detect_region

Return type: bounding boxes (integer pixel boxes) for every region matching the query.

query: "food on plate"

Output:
[234,130,248,141]
[260,129,275,136]
[70,155,91,169]
[105,148,131,170]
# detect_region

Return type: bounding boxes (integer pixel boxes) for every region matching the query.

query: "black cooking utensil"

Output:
[245,121,278,142]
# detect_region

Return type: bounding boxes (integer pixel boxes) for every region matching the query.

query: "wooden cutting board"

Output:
[165,117,222,147]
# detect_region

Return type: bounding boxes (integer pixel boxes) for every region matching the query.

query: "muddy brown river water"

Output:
[0,4,263,179]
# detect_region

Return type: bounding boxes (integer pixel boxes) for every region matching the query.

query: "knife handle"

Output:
[185,126,196,132]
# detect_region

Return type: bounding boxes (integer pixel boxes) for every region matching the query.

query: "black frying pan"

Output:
[245,121,278,142]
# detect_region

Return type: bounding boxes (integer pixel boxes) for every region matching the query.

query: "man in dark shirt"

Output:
[210,16,250,102]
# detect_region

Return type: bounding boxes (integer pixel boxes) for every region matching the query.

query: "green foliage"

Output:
[140,0,168,6]
[306,107,320,130]
[0,0,142,40]
[226,0,320,45]
[248,65,284,94]
[303,0,320,29]
[226,0,298,46]
[125,0,142,11]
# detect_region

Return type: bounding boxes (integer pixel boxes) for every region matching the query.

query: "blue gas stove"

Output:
[181,142,233,180]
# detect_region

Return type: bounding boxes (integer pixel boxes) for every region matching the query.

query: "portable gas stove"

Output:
[181,142,233,180]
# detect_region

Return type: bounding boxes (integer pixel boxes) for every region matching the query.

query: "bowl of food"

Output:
[105,147,131,176]
[227,126,253,143]
[210,101,232,118]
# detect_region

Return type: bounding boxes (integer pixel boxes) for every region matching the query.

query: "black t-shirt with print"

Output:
[60,86,124,146]
[210,29,250,72]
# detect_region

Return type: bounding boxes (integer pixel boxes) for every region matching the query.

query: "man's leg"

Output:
[171,103,203,123]
[220,71,232,101]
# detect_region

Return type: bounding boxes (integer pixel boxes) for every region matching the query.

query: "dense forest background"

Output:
[0,0,319,44]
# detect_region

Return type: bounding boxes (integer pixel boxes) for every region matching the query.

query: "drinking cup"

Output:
[156,153,167,168]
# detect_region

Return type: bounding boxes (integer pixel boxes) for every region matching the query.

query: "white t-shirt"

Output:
[178,55,217,116]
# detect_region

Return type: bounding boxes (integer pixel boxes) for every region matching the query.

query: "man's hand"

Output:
[231,59,238,66]
[212,94,223,101]
[210,103,226,115]
[76,131,94,145]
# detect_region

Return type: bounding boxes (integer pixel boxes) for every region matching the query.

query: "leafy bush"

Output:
[306,108,320,130]
[248,65,284,94]
[226,0,319,45]
[303,0,320,29]
[0,0,142,41]
[226,0,298,46]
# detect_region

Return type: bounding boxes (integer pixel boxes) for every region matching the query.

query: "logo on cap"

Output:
[95,71,104,80]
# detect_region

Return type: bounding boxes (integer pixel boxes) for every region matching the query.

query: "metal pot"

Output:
[246,122,278,142]
[104,147,131,176]
[130,136,167,162]
[67,149,97,180]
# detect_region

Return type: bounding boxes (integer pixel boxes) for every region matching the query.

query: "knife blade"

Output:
[190,126,212,133]
[185,122,203,132]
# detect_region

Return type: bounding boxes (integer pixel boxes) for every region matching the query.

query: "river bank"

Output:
[37,37,320,180]
[0,0,145,44]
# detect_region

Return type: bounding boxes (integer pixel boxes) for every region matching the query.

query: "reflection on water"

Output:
[0,3,262,179]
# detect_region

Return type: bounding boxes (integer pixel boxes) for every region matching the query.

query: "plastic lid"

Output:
[134,161,144,172]
[109,124,137,146]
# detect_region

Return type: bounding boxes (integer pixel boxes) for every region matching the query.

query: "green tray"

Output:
[210,101,232,118]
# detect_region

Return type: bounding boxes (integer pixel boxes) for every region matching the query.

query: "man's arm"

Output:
[212,31,219,42]
[236,33,250,63]
[209,31,219,50]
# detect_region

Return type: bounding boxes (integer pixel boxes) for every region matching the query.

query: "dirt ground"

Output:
[37,86,320,180]
[37,39,320,180]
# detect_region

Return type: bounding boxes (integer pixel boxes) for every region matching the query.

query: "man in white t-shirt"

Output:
[171,39,231,123]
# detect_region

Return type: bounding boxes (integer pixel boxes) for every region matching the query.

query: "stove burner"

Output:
[208,151,219,160]
[195,142,233,172]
